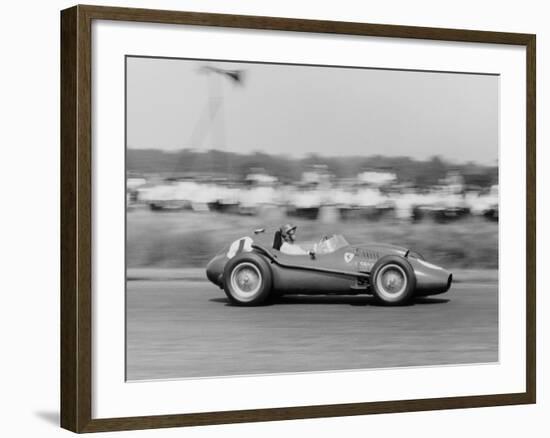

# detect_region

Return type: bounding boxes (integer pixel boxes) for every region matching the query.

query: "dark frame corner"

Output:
[61,4,536,433]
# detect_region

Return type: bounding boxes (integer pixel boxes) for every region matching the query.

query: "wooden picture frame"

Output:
[61,4,536,433]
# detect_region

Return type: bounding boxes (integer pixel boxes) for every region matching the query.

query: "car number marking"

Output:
[227,237,253,259]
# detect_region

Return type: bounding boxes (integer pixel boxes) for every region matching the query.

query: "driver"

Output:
[279,223,308,255]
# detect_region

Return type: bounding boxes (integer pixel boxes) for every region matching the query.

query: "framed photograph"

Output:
[60,5,536,433]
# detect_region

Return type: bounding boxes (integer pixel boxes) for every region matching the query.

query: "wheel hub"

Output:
[232,264,261,295]
[238,270,257,291]
[382,269,405,293]
[375,263,408,300]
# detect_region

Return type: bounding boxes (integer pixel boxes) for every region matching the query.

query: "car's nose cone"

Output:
[446,273,453,292]
[411,258,453,295]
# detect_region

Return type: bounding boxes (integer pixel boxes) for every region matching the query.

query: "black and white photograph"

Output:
[125,56,499,381]
[2,0,544,434]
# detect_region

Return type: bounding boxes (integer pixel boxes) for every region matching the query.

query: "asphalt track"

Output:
[126,279,498,381]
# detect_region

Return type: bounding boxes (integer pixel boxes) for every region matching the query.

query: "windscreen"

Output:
[315,234,349,254]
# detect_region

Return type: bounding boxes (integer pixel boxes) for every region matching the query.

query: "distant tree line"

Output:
[127,148,498,188]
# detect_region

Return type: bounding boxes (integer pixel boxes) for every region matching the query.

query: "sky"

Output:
[126,56,499,165]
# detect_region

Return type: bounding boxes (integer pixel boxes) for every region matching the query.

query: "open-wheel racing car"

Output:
[206,229,453,306]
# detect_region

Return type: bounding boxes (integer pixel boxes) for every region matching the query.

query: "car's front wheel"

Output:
[223,254,272,306]
[370,255,416,305]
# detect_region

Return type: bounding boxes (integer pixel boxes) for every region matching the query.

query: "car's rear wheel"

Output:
[370,255,416,305]
[223,254,272,306]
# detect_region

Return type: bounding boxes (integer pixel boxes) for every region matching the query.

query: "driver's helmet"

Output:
[280,223,297,243]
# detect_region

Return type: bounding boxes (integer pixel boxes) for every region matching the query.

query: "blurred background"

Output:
[126,57,499,271]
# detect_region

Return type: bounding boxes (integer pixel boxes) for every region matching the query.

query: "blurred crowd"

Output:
[127,167,498,223]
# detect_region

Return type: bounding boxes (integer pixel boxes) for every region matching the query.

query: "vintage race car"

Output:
[206,231,452,306]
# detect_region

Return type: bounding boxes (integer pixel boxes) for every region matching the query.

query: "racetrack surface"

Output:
[126,278,498,381]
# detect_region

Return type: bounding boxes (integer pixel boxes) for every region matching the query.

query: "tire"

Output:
[223,253,273,306]
[370,255,416,305]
